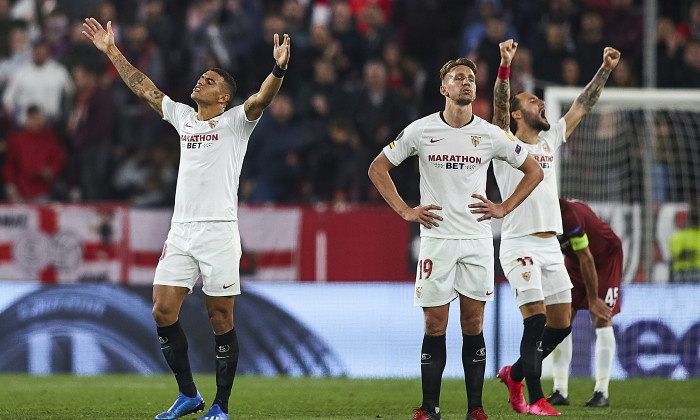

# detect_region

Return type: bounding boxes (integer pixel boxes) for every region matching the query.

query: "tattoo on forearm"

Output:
[576,68,611,112]
[493,78,510,129]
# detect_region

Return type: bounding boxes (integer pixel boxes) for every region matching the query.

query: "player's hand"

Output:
[82,18,115,54]
[499,39,518,67]
[468,194,507,221]
[602,47,621,71]
[588,296,613,323]
[273,33,291,69]
[401,204,443,229]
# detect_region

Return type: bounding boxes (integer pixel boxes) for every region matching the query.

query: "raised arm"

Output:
[493,39,518,130]
[368,152,443,229]
[244,33,291,121]
[82,18,165,116]
[563,47,621,138]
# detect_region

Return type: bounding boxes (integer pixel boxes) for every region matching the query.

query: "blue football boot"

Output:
[155,391,205,420]
[198,403,229,420]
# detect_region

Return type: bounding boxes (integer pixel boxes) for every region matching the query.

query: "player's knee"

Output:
[460,313,483,335]
[152,305,178,326]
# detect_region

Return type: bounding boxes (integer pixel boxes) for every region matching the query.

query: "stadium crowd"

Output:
[0,0,698,206]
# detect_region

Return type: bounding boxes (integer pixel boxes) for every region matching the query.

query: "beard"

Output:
[454,96,474,106]
[523,111,551,131]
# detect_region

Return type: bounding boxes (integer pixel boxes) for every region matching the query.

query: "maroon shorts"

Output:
[566,248,622,316]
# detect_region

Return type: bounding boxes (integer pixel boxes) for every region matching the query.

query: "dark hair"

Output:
[210,68,237,110]
[439,58,477,82]
[509,92,523,133]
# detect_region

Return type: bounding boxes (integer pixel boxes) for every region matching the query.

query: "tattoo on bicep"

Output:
[576,68,610,111]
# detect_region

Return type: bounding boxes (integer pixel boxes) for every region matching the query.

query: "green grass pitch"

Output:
[4,374,700,419]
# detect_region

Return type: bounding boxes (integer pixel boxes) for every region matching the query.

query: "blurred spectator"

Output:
[575,10,606,79]
[66,62,116,201]
[350,59,409,201]
[281,0,309,48]
[305,117,360,203]
[4,105,65,202]
[675,39,700,87]
[675,0,700,42]
[58,19,104,73]
[296,24,349,92]
[296,58,343,132]
[534,22,572,84]
[382,41,425,119]
[10,0,57,43]
[510,46,535,95]
[114,145,176,207]
[657,16,684,87]
[139,0,176,53]
[358,2,396,60]
[473,15,510,89]
[44,9,71,57]
[608,56,639,87]
[0,26,31,88]
[460,0,517,58]
[239,13,285,98]
[669,206,700,282]
[603,0,643,63]
[329,0,364,79]
[92,1,123,44]
[242,92,310,203]
[0,0,18,58]
[2,38,74,127]
[561,56,582,86]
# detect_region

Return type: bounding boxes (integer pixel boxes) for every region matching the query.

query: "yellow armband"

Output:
[570,233,589,251]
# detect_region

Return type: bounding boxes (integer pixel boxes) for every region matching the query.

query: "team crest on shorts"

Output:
[209,119,219,129]
[471,135,481,147]
[521,271,531,281]
[415,286,422,298]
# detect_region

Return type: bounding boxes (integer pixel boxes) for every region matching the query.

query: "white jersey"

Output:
[162,95,260,222]
[384,112,528,239]
[493,117,567,239]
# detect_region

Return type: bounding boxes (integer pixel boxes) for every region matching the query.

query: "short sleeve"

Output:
[224,104,260,141]
[492,128,528,169]
[547,117,567,151]
[383,122,420,166]
[560,199,586,239]
[161,95,193,128]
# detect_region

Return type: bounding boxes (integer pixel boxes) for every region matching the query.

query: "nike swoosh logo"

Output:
[472,359,486,363]
[185,123,192,128]
[216,355,230,359]
[223,283,235,289]
[486,291,493,296]
[430,138,445,143]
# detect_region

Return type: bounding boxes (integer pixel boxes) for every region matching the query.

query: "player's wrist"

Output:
[497,65,511,80]
[272,63,286,78]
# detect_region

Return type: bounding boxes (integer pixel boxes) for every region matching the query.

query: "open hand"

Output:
[82,18,115,54]
[273,33,291,69]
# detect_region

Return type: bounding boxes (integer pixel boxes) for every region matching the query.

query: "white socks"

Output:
[551,333,573,397]
[594,326,616,397]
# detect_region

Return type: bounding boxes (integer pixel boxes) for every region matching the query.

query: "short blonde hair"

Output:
[439,58,477,82]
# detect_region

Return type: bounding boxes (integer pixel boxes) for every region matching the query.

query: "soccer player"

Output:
[547,198,621,408]
[82,18,290,420]
[491,39,620,416]
[368,58,544,420]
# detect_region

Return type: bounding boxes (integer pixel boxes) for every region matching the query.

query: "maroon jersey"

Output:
[559,198,623,314]
[558,198,622,265]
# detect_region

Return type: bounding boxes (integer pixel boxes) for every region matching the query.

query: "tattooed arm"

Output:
[82,18,164,116]
[493,39,518,130]
[563,47,621,138]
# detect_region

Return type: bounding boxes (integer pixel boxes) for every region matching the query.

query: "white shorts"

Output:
[500,235,572,307]
[153,221,242,297]
[414,237,495,307]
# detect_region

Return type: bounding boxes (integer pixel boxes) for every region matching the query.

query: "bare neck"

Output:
[442,101,473,128]
[197,104,226,121]
[515,125,540,144]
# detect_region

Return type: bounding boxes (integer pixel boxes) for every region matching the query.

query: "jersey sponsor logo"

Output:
[209,119,219,129]
[430,137,445,143]
[471,135,481,147]
[521,271,531,281]
[515,144,522,154]
[181,133,219,149]
[428,154,482,163]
